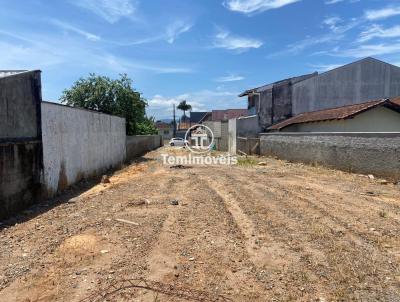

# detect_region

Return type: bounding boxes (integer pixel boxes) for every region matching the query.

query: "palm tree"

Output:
[177,100,192,122]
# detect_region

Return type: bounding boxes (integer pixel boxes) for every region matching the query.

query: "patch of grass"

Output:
[237,157,258,166]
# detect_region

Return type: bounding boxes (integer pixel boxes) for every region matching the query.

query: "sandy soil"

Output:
[0,147,399,301]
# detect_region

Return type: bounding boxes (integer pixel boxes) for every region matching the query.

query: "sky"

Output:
[1,0,400,120]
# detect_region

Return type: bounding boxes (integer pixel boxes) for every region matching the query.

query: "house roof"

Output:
[239,72,318,97]
[268,97,400,131]
[211,109,248,121]
[156,122,172,129]
[190,112,209,124]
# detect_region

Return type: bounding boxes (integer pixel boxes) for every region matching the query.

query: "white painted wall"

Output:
[41,102,126,195]
[283,107,400,132]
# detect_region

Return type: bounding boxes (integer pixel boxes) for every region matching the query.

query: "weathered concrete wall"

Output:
[0,71,43,220]
[126,135,162,160]
[260,133,400,181]
[293,58,400,115]
[0,71,42,140]
[237,115,261,138]
[41,102,126,196]
[228,119,237,154]
[203,121,222,138]
[0,141,42,220]
[283,107,400,132]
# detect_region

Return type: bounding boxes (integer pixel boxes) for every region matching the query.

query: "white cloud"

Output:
[270,16,358,56]
[358,24,400,43]
[325,0,344,4]
[325,0,359,5]
[323,16,343,32]
[120,20,193,45]
[72,0,138,23]
[331,43,400,58]
[213,28,263,52]
[215,74,245,82]
[147,90,243,119]
[49,19,100,41]
[165,20,193,44]
[365,6,400,21]
[309,63,343,72]
[0,30,192,74]
[223,0,301,14]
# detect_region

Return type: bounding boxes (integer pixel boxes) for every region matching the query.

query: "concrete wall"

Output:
[126,135,162,160]
[260,133,400,181]
[41,102,126,196]
[0,71,43,220]
[293,58,400,115]
[283,107,400,132]
[0,71,42,140]
[228,119,237,154]
[237,115,261,138]
[158,128,173,140]
[203,121,222,138]
[0,141,42,220]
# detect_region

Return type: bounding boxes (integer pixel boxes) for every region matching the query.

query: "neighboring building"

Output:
[268,97,400,132]
[199,109,246,151]
[190,112,208,125]
[239,73,317,131]
[240,57,400,132]
[156,122,174,139]
[200,109,248,122]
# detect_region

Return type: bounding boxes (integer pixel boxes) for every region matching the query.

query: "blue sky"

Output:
[1,0,400,119]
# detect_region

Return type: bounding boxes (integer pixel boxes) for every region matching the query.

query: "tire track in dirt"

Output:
[254,174,400,249]
[198,170,333,301]
[142,169,266,301]
[199,175,291,269]
[231,168,400,248]
[221,169,400,300]
[288,174,400,220]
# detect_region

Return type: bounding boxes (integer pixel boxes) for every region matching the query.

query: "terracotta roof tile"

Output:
[268,97,400,130]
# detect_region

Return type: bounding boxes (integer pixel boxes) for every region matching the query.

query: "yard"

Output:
[0,147,399,301]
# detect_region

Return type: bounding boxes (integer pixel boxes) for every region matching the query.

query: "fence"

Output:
[41,102,127,196]
[260,132,400,181]
[237,137,260,155]
[126,135,163,160]
[0,71,43,220]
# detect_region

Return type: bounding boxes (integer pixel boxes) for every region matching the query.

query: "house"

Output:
[268,97,400,132]
[156,121,174,140]
[239,57,400,132]
[239,73,317,131]
[190,112,208,126]
[200,109,248,122]
[199,109,247,151]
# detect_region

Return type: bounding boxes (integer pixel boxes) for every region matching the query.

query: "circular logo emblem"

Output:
[184,124,214,154]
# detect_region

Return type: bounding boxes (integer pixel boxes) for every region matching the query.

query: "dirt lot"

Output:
[0,147,399,301]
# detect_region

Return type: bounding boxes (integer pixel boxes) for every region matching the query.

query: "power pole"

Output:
[173,104,177,137]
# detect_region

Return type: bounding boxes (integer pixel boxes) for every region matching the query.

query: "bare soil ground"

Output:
[0,147,399,301]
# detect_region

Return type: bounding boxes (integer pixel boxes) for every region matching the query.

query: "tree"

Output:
[60,74,157,135]
[177,100,192,122]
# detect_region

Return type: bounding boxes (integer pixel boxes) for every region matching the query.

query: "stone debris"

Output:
[101,175,111,184]
[170,200,179,206]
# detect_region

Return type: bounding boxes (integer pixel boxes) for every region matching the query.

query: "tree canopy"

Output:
[60,74,157,135]
[177,100,192,119]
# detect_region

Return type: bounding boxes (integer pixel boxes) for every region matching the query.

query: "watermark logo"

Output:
[162,123,237,166]
[184,124,214,154]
